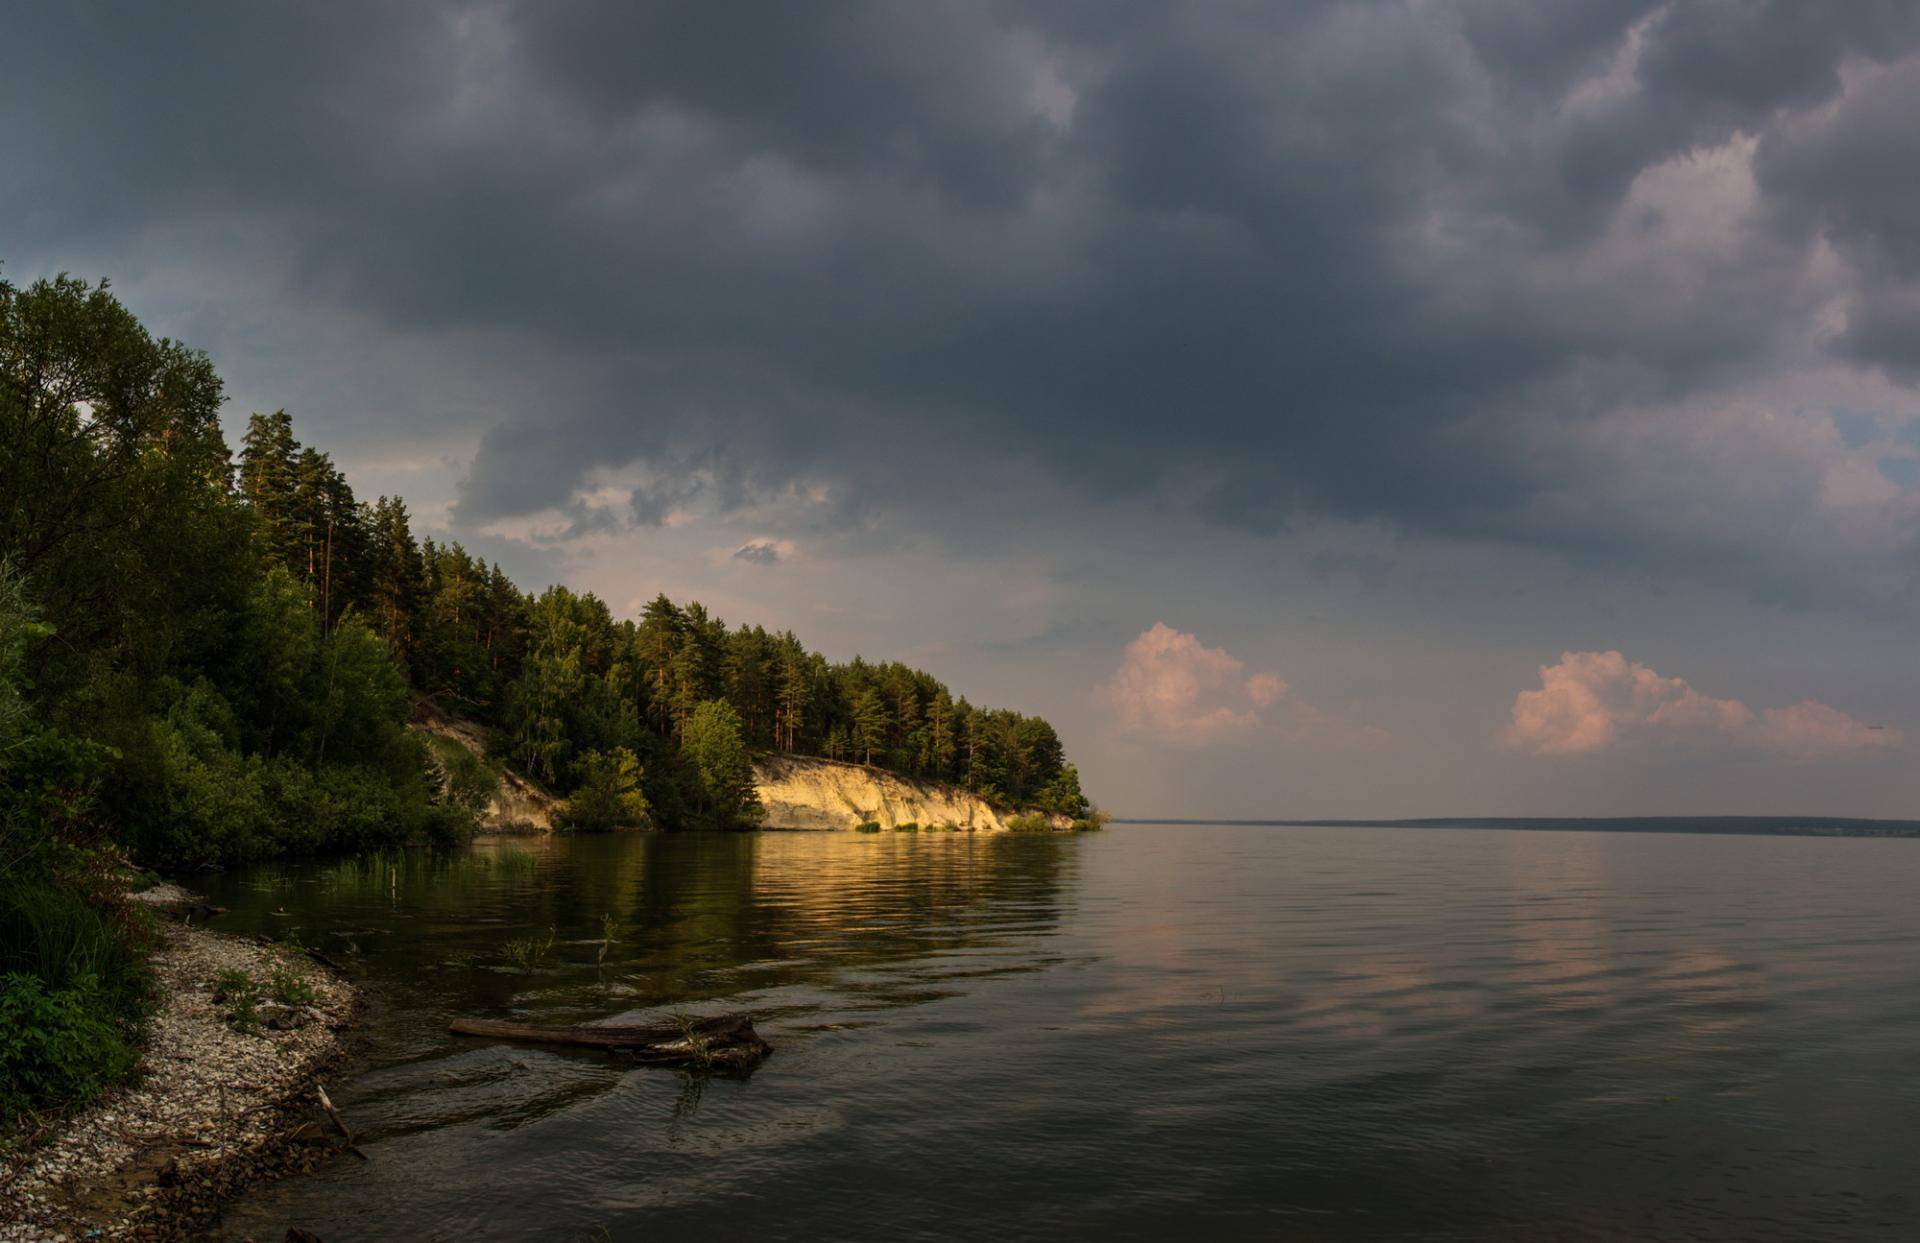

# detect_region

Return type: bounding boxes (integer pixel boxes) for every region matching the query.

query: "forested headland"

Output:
[0,271,1089,1127]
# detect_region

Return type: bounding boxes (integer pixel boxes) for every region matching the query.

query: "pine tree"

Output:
[239,410,302,571]
[852,687,888,766]
[776,637,810,752]
[366,496,424,668]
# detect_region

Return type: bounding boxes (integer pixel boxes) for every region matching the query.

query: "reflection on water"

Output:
[199,827,1920,1241]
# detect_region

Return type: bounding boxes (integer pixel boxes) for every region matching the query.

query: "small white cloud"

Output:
[1507,650,1899,758]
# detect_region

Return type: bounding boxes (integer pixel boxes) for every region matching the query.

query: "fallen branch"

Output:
[315,1083,366,1159]
[447,1012,771,1068]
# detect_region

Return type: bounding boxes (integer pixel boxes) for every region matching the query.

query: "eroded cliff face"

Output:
[411,699,562,833]
[754,753,1063,831]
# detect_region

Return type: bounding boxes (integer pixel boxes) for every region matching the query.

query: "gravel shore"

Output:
[0,890,359,1241]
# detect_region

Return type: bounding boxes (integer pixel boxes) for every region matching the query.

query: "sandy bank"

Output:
[0,891,358,1241]
[754,753,1068,832]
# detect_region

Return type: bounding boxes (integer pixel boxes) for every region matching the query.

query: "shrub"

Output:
[1006,813,1053,833]
[562,747,652,831]
[895,822,919,833]
[214,968,262,1033]
[269,962,315,1007]
[0,973,140,1127]
[853,821,882,833]
[681,701,763,828]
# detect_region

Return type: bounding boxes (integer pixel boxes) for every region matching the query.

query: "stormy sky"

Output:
[8,1,1920,817]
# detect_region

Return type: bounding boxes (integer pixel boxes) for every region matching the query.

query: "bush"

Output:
[0,880,150,1016]
[0,973,140,1127]
[133,684,275,866]
[562,747,651,831]
[681,701,763,828]
[214,968,261,1033]
[1006,813,1053,833]
[269,961,315,1007]
[853,821,882,833]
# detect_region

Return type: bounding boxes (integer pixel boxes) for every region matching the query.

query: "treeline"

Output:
[1,270,1086,872]
[236,411,1091,829]
[0,273,471,1124]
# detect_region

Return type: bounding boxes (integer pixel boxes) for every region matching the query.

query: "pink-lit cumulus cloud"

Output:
[1099,624,1289,746]
[1507,651,1900,758]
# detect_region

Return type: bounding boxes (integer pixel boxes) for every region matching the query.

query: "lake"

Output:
[196,825,1920,1241]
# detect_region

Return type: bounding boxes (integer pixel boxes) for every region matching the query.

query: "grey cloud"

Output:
[732,540,782,566]
[8,2,1920,608]
[1757,57,1920,379]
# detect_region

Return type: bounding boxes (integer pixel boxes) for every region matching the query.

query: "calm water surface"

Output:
[196,826,1920,1241]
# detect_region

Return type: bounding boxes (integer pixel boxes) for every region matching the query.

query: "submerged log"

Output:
[448,1012,771,1068]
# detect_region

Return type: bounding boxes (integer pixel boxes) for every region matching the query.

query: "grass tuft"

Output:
[504,926,555,973]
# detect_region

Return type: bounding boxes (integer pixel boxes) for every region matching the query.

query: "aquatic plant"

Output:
[504,927,556,973]
[666,1012,717,1070]
[494,847,537,876]
[598,913,620,965]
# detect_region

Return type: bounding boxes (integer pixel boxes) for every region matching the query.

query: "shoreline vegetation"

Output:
[0,269,1098,1160]
[0,886,358,1241]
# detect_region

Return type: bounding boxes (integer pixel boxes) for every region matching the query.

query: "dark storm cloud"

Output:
[7,1,1920,601]
[1757,56,1920,380]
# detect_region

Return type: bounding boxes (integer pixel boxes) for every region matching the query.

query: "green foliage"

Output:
[1006,812,1054,833]
[563,747,652,830]
[493,846,536,875]
[681,700,762,828]
[854,821,882,833]
[487,585,1088,825]
[214,968,262,1033]
[0,880,151,1013]
[0,973,140,1127]
[895,822,920,832]
[2,265,1086,854]
[666,1012,719,1070]
[1034,763,1093,820]
[598,912,620,964]
[269,961,315,1007]
[504,927,555,973]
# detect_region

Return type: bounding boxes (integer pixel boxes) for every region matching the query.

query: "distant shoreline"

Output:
[1110,816,1920,839]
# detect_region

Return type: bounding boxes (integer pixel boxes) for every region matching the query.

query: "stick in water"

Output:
[316,1083,368,1160]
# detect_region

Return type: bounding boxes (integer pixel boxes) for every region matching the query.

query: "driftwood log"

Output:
[448,1012,771,1068]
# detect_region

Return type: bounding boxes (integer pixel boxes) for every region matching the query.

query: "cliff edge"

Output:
[410,698,563,832]
[754,752,1066,831]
